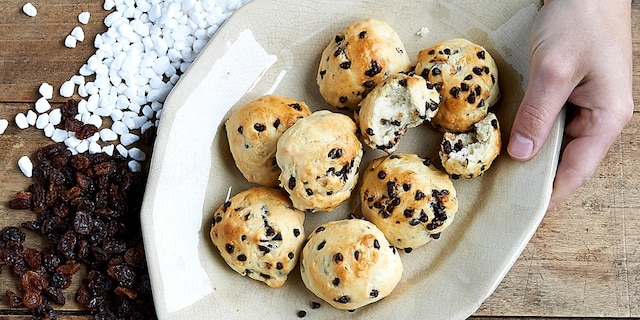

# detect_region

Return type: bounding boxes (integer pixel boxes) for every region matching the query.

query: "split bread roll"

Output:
[355,72,441,153]
[439,112,502,179]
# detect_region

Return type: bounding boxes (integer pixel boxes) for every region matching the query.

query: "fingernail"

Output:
[508,133,534,160]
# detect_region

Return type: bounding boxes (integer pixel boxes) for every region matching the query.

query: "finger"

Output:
[508,52,580,161]
[547,133,615,210]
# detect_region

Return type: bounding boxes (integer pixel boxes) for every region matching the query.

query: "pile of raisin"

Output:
[3,140,156,319]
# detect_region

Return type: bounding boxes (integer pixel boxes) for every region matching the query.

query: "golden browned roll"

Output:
[210,187,306,288]
[440,112,502,179]
[299,219,403,310]
[276,110,363,213]
[359,153,458,250]
[225,95,312,187]
[317,18,412,110]
[355,72,441,153]
[415,38,500,132]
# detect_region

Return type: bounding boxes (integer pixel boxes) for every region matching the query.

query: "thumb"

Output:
[508,55,578,161]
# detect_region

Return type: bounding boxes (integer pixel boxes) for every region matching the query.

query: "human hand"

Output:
[507,0,634,210]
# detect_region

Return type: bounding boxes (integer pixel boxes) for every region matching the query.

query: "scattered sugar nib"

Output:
[15,113,28,129]
[18,156,33,178]
[78,11,90,24]
[416,27,430,37]
[38,83,54,99]
[0,119,8,135]
[64,35,77,48]
[71,26,85,42]
[22,3,37,17]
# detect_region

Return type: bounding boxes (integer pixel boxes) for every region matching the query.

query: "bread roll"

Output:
[210,187,306,288]
[300,219,403,310]
[415,38,499,132]
[317,18,412,110]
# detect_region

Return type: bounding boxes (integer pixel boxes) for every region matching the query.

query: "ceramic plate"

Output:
[141,0,562,319]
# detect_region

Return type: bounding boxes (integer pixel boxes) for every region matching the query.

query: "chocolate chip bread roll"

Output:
[440,112,502,179]
[360,153,458,250]
[209,187,306,288]
[300,219,403,310]
[225,95,312,187]
[355,72,441,153]
[317,18,412,110]
[415,38,500,132]
[276,110,363,212]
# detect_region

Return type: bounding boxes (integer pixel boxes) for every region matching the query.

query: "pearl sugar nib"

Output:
[78,11,90,24]
[0,119,8,135]
[22,3,37,17]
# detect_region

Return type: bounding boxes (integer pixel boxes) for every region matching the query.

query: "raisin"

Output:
[0,226,26,243]
[6,289,24,308]
[23,248,41,269]
[44,286,66,305]
[22,291,43,309]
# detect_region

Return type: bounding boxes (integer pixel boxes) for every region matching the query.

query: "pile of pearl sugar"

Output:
[24,0,251,171]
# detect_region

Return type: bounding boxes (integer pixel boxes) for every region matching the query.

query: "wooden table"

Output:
[0,1,639,319]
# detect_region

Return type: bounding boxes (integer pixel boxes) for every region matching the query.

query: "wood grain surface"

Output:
[0,0,638,319]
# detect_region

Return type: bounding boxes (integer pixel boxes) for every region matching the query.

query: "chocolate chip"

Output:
[334,252,343,263]
[225,243,234,254]
[364,60,381,77]
[450,87,460,98]
[334,296,350,304]
[333,277,340,286]
[293,229,301,237]
[477,50,485,59]
[369,289,379,298]
[359,31,367,39]
[363,80,375,88]
[340,61,351,69]
[398,79,407,87]
[317,241,326,250]
[431,67,441,76]
[254,123,266,132]
[288,176,296,190]
[473,67,483,75]
[237,126,243,134]
[328,148,343,159]
[339,96,348,103]
[289,103,302,111]
[366,128,374,136]
[237,254,247,261]
[273,119,281,128]
[377,171,386,179]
